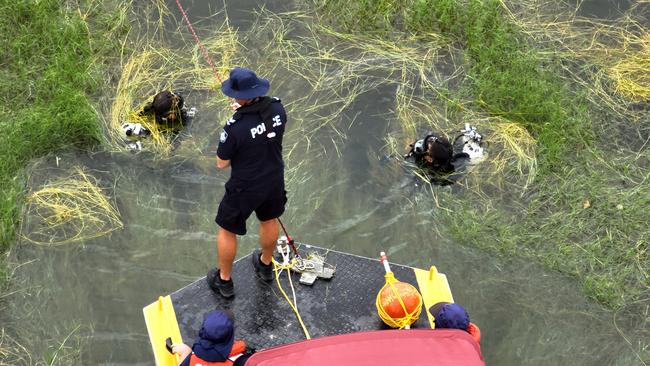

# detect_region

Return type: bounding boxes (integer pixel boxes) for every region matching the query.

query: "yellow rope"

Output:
[272,258,312,339]
[375,272,423,329]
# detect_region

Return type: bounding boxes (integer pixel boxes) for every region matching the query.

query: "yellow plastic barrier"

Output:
[143,295,183,366]
[414,266,454,329]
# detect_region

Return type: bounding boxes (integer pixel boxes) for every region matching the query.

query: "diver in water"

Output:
[407,133,457,173]
[140,90,190,129]
[405,124,485,185]
[122,90,196,150]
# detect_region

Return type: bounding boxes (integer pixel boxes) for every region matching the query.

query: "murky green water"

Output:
[3,0,648,365]
[577,0,634,18]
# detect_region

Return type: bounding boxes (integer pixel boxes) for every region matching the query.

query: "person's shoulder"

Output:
[224,113,242,130]
[221,115,245,143]
[270,97,286,113]
[270,97,285,108]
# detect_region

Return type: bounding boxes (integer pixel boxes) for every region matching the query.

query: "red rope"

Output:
[278,218,301,258]
[174,0,223,83]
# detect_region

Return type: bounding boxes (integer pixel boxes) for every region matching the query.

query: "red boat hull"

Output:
[246,329,484,366]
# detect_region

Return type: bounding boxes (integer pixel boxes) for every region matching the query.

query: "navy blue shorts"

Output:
[215,181,287,235]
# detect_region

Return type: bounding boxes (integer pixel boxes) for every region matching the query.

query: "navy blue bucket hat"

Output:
[192,310,235,362]
[221,67,270,99]
[429,302,470,330]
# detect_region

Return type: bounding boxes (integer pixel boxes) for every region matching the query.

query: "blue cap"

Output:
[192,310,235,362]
[220,67,270,99]
[429,302,470,330]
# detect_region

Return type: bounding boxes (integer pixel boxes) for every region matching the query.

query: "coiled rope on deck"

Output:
[272,258,312,339]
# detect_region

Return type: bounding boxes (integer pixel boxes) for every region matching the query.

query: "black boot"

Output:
[251,250,273,282]
[207,268,234,298]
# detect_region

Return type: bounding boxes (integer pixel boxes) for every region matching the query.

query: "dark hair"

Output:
[152,91,180,115]
[427,135,453,168]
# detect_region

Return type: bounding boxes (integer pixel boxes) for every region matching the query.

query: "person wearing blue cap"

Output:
[170,310,252,366]
[207,67,288,298]
[429,302,482,345]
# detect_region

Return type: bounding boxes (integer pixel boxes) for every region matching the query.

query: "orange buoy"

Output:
[375,252,422,329]
[375,253,423,329]
[379,281,422,319]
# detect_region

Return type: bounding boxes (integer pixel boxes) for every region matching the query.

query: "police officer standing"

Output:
[207,67,288,298]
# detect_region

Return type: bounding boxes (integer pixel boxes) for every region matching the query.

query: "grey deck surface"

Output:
[171,244,428,350]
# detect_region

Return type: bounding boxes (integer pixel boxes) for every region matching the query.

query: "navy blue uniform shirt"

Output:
[217,97,287,187]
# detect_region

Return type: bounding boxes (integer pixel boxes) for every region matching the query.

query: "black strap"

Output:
[406,133,436,158]
[237,97,276,140]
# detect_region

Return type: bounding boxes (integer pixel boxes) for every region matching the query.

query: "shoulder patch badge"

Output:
[220,130,228,143]
[226,117,236,126]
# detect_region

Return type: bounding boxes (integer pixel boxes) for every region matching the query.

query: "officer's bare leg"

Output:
[258,219,279,265]
[217,228,237,280]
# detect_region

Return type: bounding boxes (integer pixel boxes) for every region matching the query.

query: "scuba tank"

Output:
[453,123,486,163]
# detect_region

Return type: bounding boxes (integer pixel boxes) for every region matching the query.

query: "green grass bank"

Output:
[310,0,648,309]
[0,0,126,285]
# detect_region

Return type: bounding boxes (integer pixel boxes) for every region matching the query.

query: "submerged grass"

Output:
[314,0,592,168]
[0,328,32,365]
[432,0,593,167]
[21,167,123,246]
[108,20,240,156]
[0,323,86,366]
[244,9,465,225]
[439,154,650,308]
[308,0,650,311]
[500,1,650,114]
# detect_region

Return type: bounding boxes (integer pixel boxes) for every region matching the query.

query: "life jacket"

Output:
[467,322,481,345]
[188,340,246,366]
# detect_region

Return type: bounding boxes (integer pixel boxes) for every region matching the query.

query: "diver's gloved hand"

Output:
[404,138,425,158]
[122,123,150,139]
